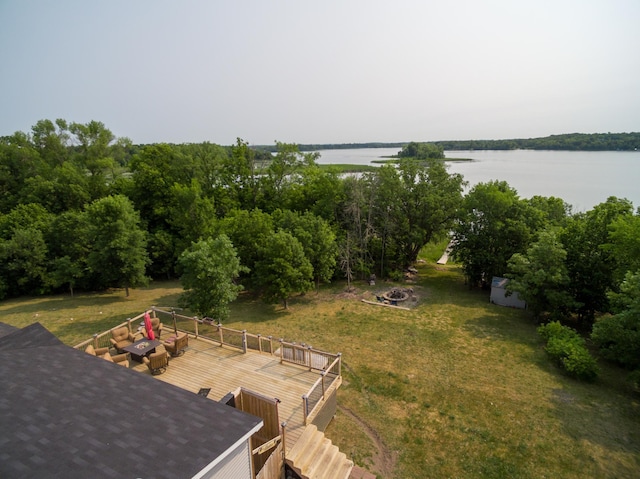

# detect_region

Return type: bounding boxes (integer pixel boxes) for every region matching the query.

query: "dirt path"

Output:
[338,404,398,478]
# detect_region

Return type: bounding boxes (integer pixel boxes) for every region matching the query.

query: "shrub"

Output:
[591,314,640,370]
[537,321,573,342]
[538,321,599,381]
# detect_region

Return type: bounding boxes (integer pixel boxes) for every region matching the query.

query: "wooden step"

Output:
[304,438,334,478]
[322,449,353,479]
[287,425,321,470]
[286,425,353,479]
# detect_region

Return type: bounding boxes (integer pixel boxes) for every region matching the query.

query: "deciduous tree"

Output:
[254,230,313,309]
[273,209,338,289]
[85,195,149,296]
[178,235,247,320]
[452,180,541,287]
[507,230,574,320]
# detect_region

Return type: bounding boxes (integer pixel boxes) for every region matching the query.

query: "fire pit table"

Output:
[123,338,161,363]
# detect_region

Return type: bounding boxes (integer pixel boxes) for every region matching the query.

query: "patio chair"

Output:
[150,317,163,338]
[163,332,188,357]
[85,344,130,368]
[110,327,136,353]
[142,317,164,339]
[143,350,169,375]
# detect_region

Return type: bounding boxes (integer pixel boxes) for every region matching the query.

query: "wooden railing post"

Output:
[307,345,313,371]
[279,339,284,364]
[302,394,309,423]
[257,333,262,353]
[281,421,287,460]
[92,333,99,348]
[218,321,224,346]
[242,330,247,353]
[321,371,326,399]
[268,336,273,355]
[194,316,199,338]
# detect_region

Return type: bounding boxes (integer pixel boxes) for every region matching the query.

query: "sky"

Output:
[1,0,639,145]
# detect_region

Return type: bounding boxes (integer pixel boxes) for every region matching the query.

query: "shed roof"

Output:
[0,322,262,479]
[491,276,510,289]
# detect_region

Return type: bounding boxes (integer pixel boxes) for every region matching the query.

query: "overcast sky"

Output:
[1,0,638,145]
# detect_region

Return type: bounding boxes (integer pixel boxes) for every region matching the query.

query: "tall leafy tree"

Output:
[254,230,313,309]
[69,120,117,200]
[507,230,574,320]
[219,138,261,210]
[166,180,217,254]
[178,235,247,320]
[46,210,91,295]
[385,159,464,266]
[527,195,571,227]
[273,209,338,289]
[260,142,319,212]
[85,195,149,296]
[607,213,640,281]
[20,162,90,213]
[289,163,345,221]
[0,228,49,298]
[338,174,376,279]
[560,197,633,321]
[0,132,43,213]
[216,208,275,283]
[452,180,542,287]
[31,118,70,168]
[591,271,640,371]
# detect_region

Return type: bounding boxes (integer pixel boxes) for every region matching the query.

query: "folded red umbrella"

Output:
[144,312,155,340]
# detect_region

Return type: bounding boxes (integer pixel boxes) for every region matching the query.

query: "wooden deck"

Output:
[129,335,320,449]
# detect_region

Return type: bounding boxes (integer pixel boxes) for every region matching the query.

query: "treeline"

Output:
[451,180,640,382]
[256,142,406,153]
[435,132,640,151]
[253,132,640,153]
[0,119,464,305]
[1,119,639,384]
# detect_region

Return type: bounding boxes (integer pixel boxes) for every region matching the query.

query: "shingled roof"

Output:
[0,322,263,479]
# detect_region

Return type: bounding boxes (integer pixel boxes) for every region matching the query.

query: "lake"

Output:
[313,148,640,212]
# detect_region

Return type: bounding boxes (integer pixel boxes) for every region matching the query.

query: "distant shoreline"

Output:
[254,132,640,153]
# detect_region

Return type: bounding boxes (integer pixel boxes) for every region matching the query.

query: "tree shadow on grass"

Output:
[462,308,539,348]
[0,292,131,317]
[466,311,640,474]
[546,378,640,475]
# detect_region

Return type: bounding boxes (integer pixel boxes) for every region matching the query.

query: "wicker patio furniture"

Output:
[143,350,169,375]
[85,344,130,368]
[163,332,188,357]
[110,327,136,353]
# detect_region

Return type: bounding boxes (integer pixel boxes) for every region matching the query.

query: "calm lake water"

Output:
[314,148,640,212]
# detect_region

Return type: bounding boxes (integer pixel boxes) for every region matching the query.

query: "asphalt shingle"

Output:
[0,322,262,479]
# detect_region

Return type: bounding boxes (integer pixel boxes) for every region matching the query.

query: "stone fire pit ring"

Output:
[382,288,411,303]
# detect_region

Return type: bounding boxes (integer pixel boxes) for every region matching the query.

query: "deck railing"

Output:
[302,354,342,424]
[74,307,342,423]
[148,307,343,423]
[73,311,150,351]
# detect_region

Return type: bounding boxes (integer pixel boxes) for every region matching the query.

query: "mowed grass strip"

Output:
[1,260,639,478]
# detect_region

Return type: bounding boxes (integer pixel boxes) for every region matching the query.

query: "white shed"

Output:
[490,277,526,309]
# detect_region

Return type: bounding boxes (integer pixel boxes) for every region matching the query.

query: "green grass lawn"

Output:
[1,259,639,478]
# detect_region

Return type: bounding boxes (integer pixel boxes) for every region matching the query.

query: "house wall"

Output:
[197,440,253,479]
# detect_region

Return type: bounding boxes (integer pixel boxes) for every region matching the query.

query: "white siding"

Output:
[197,440,253,479]
[490,287,526,309]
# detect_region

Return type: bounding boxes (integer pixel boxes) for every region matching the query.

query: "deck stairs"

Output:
[286,424,353,479]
